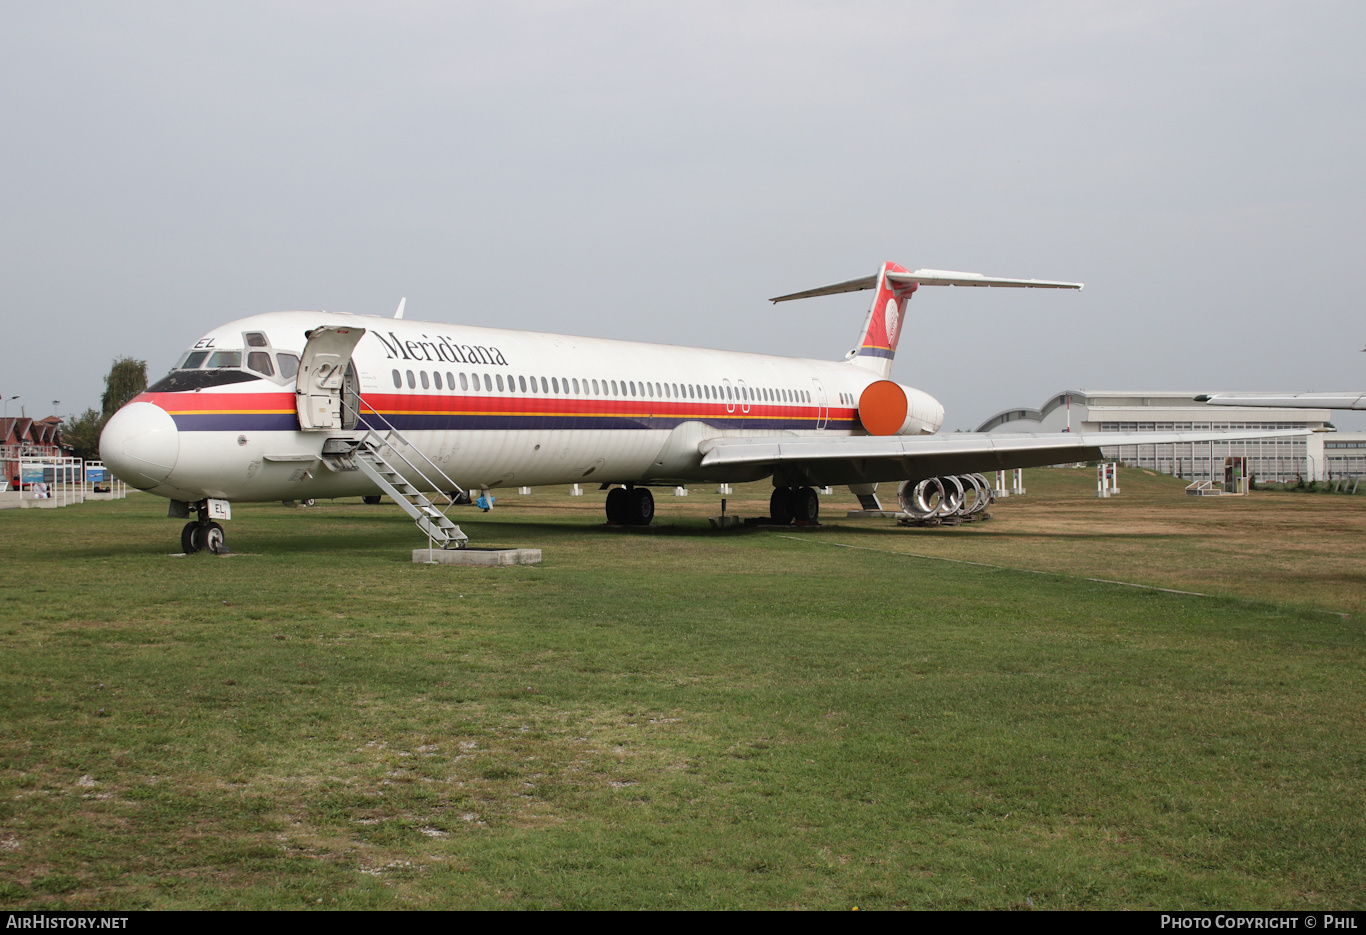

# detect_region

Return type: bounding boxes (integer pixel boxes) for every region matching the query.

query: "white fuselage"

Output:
[101,310,945,503]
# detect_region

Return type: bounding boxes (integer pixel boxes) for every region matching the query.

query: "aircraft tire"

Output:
[627,487,655,526]
[197,522,227,555]
[605,486,629,524]
[181,521,202,554]
[363,495,382,505]
[769,487,793,524]
[791,486,820,524]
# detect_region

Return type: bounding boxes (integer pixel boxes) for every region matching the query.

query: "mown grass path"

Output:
[1,471,1363,908]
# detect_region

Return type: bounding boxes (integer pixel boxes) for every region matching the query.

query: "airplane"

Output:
[99,261,1309,554]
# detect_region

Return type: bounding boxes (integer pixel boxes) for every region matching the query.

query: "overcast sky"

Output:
[3,1,1364,430]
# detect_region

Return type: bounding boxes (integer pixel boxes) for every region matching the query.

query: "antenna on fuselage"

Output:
[394,297,407,320]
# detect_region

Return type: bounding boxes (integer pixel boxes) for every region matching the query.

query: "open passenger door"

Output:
[296,326,366,431]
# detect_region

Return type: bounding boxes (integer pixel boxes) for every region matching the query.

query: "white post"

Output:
[674,486,688,496]
[1012,468,1024,495]
[570,484,583,496]
[717,484,733,495]
[994,470,1006,494]
[1109,463,1119,494]
[518,486,532,495]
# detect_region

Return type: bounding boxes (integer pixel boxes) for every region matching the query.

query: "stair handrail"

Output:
[339,396,468,504]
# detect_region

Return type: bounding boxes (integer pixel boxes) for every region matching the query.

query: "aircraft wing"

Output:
[1197,392,1366,410]
[698,428,1309,486]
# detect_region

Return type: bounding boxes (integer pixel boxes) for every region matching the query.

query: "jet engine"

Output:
[897,473,994,521]
[857,381,944,436]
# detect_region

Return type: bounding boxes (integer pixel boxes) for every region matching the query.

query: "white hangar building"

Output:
[976,391,1340,482]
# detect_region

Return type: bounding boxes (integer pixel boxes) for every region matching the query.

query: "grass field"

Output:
[1,469,1364,909]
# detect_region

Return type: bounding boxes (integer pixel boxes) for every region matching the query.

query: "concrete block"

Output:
[413,548,543,566]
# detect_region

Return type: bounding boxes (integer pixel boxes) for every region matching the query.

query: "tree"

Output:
[101,356,147,418]
[61,407,104,461]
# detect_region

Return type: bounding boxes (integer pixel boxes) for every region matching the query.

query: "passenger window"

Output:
[572,378,580,394]
[392,370,402,388]
[529,375,538,393]
[247,351,275,376]
[611,381,618,396]
[496,374,505,391]
[507,373,514,390]
[540,377,549,393]
[244,332,268,348]
[434,372,443,390]
[447,371,455,388]
[406,370,416,389]
[483,374,492,391]
[420,371,430,389]
[277,353,300,380]
[551,377,559,394]
[628,381,636,396]
[182,351,209,370]
[592,379,599,395]
[208,351,242,368]
[459,372,469,390]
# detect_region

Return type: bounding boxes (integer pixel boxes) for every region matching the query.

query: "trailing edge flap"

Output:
[770,269,1083,303]
[698,428,1308,469]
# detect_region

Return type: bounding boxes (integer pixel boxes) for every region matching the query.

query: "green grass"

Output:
[0,477,1363,909]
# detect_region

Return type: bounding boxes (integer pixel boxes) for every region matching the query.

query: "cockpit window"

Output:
[244,332,268,348]
[247,351,275,376]
[182,351,209,369]
[207,350,242,368]
[276,353,300,380]
[147,369,258,392]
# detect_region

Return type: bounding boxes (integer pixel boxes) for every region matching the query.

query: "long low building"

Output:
[976,391,1339,482]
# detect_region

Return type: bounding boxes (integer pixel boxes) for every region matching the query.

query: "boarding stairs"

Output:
[324,401,469,549]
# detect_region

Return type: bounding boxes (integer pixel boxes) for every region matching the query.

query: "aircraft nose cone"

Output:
[100,401,180,489]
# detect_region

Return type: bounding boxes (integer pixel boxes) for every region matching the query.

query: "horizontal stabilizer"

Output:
[1198,392,1366,411]
[771,269,1082,303]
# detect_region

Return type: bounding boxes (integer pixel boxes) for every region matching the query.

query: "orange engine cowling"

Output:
[857,381,944,436]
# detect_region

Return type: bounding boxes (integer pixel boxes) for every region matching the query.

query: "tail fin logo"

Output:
[884,298,901,347]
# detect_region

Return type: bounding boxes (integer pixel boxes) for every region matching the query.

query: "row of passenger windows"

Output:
[391,369,815,405]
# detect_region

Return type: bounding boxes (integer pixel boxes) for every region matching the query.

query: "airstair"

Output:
[324,401,469,550]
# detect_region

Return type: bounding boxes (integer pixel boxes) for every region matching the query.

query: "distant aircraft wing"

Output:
[1197,392,1366,410]
[699,428,1308,486]
[770,269,1082,302]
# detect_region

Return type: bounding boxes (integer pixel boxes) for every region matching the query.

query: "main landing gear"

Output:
[605,485,654,526]
[769,486,820,525]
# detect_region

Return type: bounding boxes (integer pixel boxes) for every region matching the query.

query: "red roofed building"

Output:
[2,416,72,489]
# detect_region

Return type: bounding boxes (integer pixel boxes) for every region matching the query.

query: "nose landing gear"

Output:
[178,500,232,555]
[181,520,229,554]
